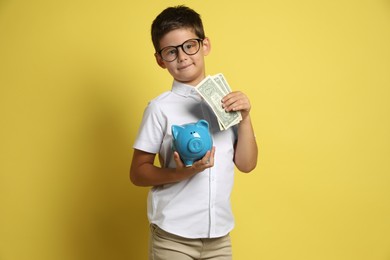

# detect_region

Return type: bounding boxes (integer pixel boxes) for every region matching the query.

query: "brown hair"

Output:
[151,5,205,52]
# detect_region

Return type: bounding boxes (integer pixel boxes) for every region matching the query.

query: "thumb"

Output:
[173,151,184,168]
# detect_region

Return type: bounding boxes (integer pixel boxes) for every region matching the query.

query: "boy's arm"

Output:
[130,147,216,187]
[222,91,258,173]
[234,114,258,172]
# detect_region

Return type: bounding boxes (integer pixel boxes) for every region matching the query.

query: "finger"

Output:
[222,91,241,101]
[208,147,216,165]
[226,100,245,112]
[222,98,236,110]
[192,149,214,170]
[222,93,238,105]
[201,150,211,165]
[229,98,251,112]
[223,93,248,110]
[203,147,216,166]
[173,151,184,168]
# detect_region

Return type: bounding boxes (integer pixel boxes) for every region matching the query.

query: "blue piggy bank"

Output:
[171,120,213,167]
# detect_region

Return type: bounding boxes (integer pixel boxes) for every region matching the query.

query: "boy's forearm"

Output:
[130,148,216,187]
[234,115,258,172]
[130,163,197,187]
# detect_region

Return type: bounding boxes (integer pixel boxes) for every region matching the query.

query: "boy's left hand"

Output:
[221,91,251,120]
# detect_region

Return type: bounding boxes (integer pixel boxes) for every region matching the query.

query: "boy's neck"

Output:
[176,75,206,87]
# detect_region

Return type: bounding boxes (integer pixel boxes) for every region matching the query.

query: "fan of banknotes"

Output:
[195,73,242,130]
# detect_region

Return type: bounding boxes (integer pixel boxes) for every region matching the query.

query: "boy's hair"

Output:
[151,5,205,52]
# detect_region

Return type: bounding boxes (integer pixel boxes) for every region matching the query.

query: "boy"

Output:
[130,5,258,260]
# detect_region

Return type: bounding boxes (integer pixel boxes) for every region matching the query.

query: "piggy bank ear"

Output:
[171,124,184,139]
[197,120,209,130]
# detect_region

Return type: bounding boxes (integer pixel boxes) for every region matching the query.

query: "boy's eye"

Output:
[184,43,194,50]
[163,48,177,57]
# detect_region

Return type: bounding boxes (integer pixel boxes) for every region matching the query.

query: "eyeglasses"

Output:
[157,38,203,62]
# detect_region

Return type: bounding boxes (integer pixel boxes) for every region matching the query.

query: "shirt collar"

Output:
[171,80,200,97]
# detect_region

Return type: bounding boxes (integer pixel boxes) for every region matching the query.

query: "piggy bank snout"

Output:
[188,138,204,153]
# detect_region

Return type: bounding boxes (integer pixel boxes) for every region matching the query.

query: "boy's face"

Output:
[155,28,211,86]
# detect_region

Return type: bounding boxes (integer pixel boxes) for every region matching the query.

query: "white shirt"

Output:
[133,81,237,238]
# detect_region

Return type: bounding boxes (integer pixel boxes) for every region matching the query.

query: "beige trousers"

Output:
[149,224,232,260]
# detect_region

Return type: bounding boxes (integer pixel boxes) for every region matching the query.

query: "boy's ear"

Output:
[202,37,211,56]
[154,53,167,69]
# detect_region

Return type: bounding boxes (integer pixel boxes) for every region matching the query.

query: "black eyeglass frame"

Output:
[157,38,204,62]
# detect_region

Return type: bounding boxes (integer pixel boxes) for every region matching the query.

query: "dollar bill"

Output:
[195,75,242,130]
[212,73,232,94]
[212,74,230,95]
[212,73,242,126]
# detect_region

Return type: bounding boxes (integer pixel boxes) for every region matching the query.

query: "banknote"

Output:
[212,73,232,94]
[195,75,241,130]
[212,73,242,125]
[212,74,230,95]
[208,74,227,129]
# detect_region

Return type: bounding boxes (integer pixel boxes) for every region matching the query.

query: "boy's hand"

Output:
[173,146,216,173]
[222,91,251,120]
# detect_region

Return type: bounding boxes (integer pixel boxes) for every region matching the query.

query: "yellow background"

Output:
[1,0,389,259]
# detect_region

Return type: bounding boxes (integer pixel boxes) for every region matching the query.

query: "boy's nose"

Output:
[177,47,188,62]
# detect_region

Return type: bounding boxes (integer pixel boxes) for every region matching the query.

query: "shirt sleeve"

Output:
[133,100,165,154]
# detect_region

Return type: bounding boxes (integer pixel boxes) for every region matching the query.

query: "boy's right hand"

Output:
[173,146,216,174]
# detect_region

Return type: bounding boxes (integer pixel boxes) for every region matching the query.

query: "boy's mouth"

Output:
[178,63,193,70]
